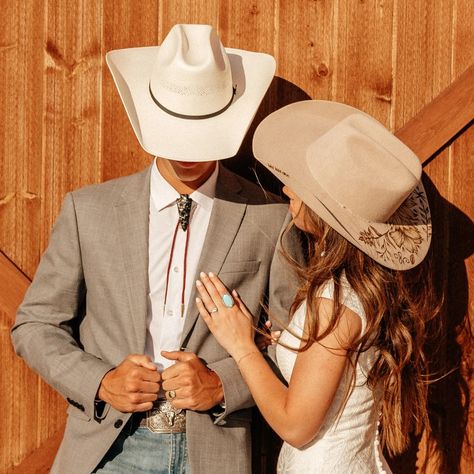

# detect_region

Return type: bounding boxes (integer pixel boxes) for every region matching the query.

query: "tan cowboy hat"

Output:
[253,100,432,270]
[106,24,275,161]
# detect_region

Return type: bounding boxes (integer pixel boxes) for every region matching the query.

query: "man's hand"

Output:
[98,354,160,413]
[161,351,224,411]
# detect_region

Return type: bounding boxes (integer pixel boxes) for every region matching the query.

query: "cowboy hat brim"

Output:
[253,100,431,270]
[106,46,275,161]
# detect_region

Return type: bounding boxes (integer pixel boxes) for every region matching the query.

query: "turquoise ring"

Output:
[222,294,234,308]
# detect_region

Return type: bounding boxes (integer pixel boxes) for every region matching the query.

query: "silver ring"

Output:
[209,307,219,314]
[167,390,176,400]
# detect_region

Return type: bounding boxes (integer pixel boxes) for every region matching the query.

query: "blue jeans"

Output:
[94,417,190,474]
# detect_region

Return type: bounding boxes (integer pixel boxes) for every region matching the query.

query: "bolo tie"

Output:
[163,194,193,318]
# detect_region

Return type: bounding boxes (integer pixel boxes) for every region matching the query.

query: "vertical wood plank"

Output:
[0,251,34,471]
[392,0,454,130]
[218,0,274,53]
[332,0,394,126]
[101,0,159,181]
[277,0,336,102]
[0,0,45,278]
[0,1,45,470]
[391,2,456,472]
[217,0,277,186]
[450,1,474,471]
[37,0,103,452]
[42,0,103,244]
[160,0,219,36]
[2,1,474,472]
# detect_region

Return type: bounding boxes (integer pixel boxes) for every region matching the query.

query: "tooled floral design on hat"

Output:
[358,187,431,266]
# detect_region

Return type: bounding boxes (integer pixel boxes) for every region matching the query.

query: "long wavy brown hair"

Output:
[280,204,442,457]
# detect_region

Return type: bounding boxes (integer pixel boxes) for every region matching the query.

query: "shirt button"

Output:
[114,419,123,429]
[166,309,174,316]
[173,266,179,273]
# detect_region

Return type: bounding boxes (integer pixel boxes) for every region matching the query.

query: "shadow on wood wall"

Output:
[385,174,473,474]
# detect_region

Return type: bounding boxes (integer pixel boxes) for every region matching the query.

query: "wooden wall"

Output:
[1,1,473,472]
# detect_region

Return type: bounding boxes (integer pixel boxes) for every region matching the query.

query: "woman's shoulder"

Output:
[317,275,367,333]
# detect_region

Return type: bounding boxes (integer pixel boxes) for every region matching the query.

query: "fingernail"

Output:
[196,280,202,286]
[209,272,215,277]
[200,272,206,278]
[232,289,238,296]
[196,297,201,303]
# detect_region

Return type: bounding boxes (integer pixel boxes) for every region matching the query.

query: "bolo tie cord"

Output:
[162,214,191,318]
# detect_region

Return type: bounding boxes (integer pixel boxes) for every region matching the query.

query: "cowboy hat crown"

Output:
[253,100,432,270]
[150,24,234,118]
[106,24,276,161]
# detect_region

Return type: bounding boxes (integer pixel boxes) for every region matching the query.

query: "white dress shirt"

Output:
[145,160,218,371]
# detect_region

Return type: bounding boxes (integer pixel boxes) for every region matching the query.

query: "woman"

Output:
[192,101,440,473]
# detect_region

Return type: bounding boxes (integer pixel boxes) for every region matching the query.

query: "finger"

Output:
[124,363,161,384]
[133,402,155,412]
[231,290,253,321]
[161,379,181,391]
[170,398,189,410]
[200,272,229,309]
[161,352,197,381]
[131,380,160,394]
[161,350,195,363]
[196,297,213,327]
[207,272,231,298]
[161,364,179,381]
[271,330,282,343]
[264,320,272,329]
[126,354,157,370]
[121,369,160,393]
[138,367,161,383]
[126,391,159,407]
[195,281,219,313]
[170,396,199,411]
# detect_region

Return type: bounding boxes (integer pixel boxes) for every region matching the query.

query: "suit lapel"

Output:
[114,167,151,353]
[181,166,247,346]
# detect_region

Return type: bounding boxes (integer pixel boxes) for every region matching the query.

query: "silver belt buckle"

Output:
[144,400,186,433]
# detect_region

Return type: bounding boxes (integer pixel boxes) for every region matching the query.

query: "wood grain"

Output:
[395,64,474,163]
[101,0,159,181]
[1,1,473,472]
[0,0,45,279]
[332,0,394,126]
[9,429,64,474]
[450,1,474,471]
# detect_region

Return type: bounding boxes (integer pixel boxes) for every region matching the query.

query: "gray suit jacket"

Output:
[12,164,299,474]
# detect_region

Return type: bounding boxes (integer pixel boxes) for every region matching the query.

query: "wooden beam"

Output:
[0,251,30,321]
[395,63,474,164]
[9,428,64,474]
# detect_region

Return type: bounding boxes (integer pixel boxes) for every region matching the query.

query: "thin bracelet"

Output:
[237,351,260,366]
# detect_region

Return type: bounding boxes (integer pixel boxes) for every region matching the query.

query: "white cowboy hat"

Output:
[253,100,432,270]
[106,24,276,161]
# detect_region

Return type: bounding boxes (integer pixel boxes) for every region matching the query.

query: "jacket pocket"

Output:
[219,260,261,275]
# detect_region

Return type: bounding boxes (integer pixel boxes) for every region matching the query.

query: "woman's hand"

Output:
[255,320,282,350]
[196,272,257,361]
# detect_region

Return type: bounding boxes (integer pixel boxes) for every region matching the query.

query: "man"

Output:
[12,24,298,474]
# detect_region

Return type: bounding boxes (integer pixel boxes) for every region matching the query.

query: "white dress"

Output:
[276,279,392,473]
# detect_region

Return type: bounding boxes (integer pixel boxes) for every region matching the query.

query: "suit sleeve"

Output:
[208,212,303,424]
[11,193,115,420]
[266,212,303,363]
[268,212,303,327]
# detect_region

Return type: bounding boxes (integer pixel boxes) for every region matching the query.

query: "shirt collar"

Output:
[150,158,219,213]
